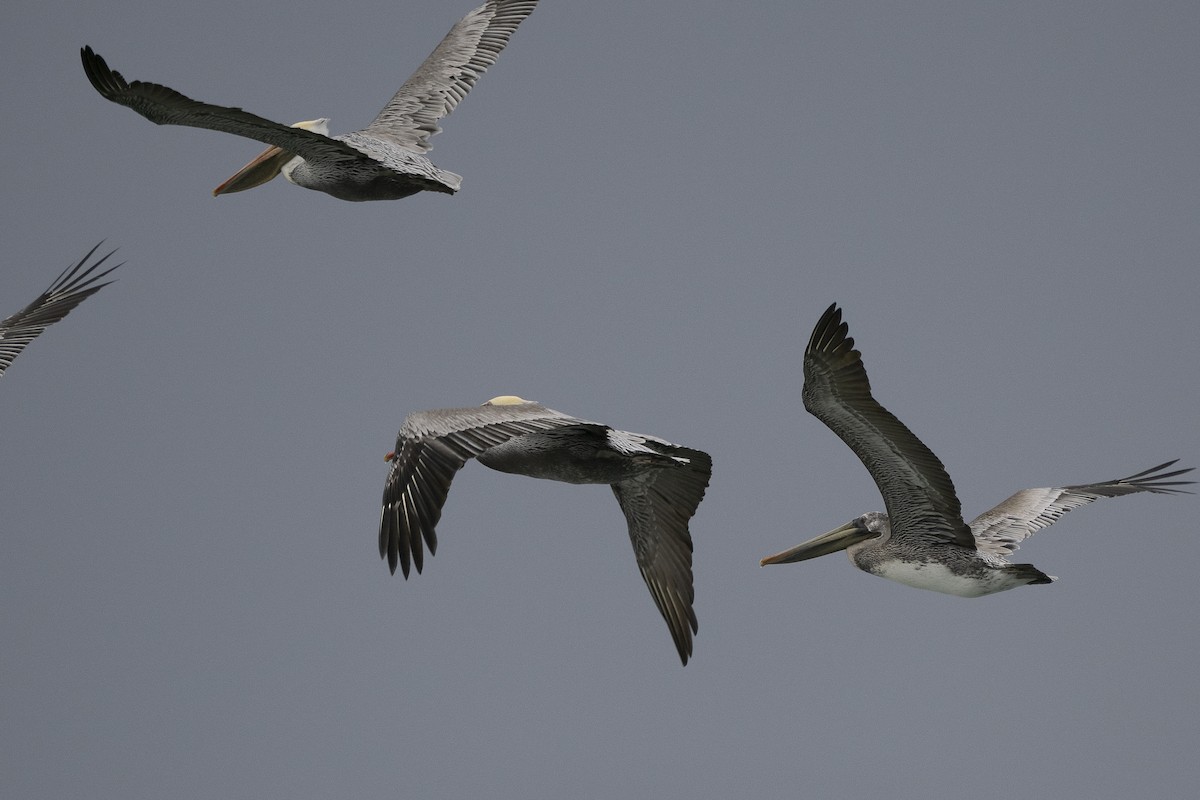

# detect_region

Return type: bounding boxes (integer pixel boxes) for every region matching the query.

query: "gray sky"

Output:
[3,1,1199,797]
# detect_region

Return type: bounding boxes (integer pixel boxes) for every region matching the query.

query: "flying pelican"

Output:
[379,396,712,664]
[760,303,1193,596]
[81,0,539,201]
[1,243,120,377]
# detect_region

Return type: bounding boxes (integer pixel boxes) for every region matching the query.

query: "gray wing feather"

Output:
[803,304,976,549]
[611,444,711,665]
[363,0,539,152]
[970,460,1194,557]
[81,46,371,166]
[1,243,120,376]
[379,402,580,577]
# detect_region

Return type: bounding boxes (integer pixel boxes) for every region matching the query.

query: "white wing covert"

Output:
[970,460,1194,557]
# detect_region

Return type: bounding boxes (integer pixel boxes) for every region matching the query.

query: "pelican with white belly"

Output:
[760,303,1194,596]
[81,0,538,201]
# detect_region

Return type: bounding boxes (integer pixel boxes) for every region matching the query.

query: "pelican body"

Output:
[379,396,712,664]
[81,0,539,201]
[1,243,120,377]
[760,304,1194,597]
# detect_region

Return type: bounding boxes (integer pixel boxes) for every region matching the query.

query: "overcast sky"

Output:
[3,1,1198,798]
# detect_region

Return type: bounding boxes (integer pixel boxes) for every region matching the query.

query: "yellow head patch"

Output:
[291,118,330,135]
[484,395,530,406]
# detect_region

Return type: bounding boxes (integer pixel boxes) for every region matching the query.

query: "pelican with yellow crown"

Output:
[81,0,539,201]
[379,396,712,665]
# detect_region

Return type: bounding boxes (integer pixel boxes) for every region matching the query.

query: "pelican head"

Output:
[484,395,532,406]
[212,118,330,196]
[760,512,887,565]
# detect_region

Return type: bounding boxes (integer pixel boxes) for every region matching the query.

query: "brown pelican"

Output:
[81,0,539,201]
[379,396,712,664]
[760,303,1194,596]
[1,243,120,377]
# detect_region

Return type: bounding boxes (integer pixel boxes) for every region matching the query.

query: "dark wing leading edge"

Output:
[362,0,539,153]
[1,243,120,377]
[611,441,712,666]
[802,303,976,550]
[379,401,581,578]
[969,460,1195,557]
[81,46,371,167]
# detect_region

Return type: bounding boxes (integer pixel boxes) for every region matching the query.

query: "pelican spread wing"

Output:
[364,0,541,153]
[611,442,710,665]
[1,243,120,376]
[803,303,976,549]
[81,46,369,167]
[379,401,583,578]
[969,460,1195,557]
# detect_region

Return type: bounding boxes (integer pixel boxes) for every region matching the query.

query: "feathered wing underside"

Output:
[81,46,371,166]
[364,0,539,153]
[803,304,975,549]
[379,402,581,577]
[1,243,121,376]
[602,429,692,461]
[611,445,712,665]
[969,460,1195,557]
